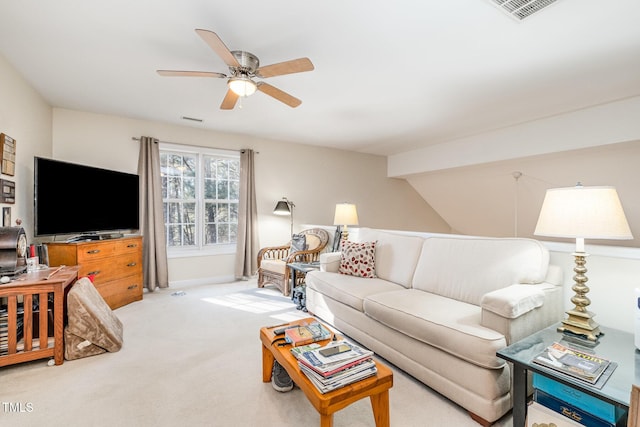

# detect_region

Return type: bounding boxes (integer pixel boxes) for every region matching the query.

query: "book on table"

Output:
[292,339,377,393]
[284,322,332,347]
[532,342,611,385]
[534,388,622,427]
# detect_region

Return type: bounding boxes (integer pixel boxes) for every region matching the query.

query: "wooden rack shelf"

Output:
[0,266,79,367]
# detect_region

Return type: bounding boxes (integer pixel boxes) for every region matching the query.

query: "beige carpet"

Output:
[1,279,513,426]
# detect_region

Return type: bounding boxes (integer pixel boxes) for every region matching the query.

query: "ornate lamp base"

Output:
[557,251,603,344]
[557,309,603,342]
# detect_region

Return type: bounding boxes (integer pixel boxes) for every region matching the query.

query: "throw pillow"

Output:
[339,240,377,278]
[290,234,307,255]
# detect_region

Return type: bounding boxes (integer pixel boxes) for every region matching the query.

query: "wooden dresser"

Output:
[46,236,143,309]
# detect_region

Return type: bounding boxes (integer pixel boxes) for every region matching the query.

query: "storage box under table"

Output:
[533,373,625,424]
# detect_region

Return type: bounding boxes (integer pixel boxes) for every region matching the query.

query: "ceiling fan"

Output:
[157,29,314,110]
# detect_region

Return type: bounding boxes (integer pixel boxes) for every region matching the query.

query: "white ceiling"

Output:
[1,0,639,156]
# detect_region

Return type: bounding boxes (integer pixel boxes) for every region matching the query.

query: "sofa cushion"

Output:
[357,228,425,288]
[339,240,377,278]
[412,237,550,306]
[363,289,507,369]
[305,270,403,312]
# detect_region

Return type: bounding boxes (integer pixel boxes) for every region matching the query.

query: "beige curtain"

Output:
[137,136,169,291]
[235,149,259,279]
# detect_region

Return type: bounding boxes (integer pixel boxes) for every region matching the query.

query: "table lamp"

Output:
[273,197,295,237]
[534,183,633,342]
[333,203,358,241]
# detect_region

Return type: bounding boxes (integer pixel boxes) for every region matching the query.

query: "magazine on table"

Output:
[290,343,321,359]
[532,342,611,384]
[284,322,332,347]
[299,361,378,394]
[293,338,378,392]
[298,339,373,370]
[304,357,376,381]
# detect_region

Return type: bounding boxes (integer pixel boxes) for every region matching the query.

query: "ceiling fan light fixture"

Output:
[228,76,257,97]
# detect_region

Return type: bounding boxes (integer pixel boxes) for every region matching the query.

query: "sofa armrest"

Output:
[481,283,564,345]
[319,251,341,273]
[481,284,548,319]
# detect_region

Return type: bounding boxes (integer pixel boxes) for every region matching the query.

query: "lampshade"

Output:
[228,76,257,97]
[273,200,291,216]
[534,185,633,242]
[333,203,359,226]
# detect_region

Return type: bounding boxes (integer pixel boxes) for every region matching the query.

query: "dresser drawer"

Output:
[79,251,142,284]
[115,238,142,254]
[76,242,117,262]
[94,274,143,309]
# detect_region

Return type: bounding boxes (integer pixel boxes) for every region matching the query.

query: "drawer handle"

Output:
[127,262,137,267]
[87,249,101,254]
[127,244,138,248]
[127,284,138,290]
[87,270,101,276]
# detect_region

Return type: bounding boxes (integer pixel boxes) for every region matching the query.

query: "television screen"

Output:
[34,157,140,237]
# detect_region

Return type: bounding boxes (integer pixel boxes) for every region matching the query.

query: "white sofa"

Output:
[305,228,563,425]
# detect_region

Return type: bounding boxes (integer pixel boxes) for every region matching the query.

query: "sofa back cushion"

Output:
[357,228,425,288]
[412,236,550,305]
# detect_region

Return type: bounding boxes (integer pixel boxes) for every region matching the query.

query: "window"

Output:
[160,144,240,254]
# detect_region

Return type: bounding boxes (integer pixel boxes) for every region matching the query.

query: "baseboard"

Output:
[168,275,238,288]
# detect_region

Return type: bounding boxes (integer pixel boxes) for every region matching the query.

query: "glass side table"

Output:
[497,323,638,427]
[287,262,320,309]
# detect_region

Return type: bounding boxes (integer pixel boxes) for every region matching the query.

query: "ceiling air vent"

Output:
[490,0,561,20]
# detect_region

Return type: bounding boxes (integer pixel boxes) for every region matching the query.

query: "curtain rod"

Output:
[131,137,252,154]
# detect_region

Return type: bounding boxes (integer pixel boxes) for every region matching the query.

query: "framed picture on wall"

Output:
[0,133,16,176]
[0,179,15,204]
[2,207,11,227]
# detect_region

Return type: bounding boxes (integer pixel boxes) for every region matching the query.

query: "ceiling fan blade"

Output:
[257,82,302,108]
[195,29,240,68]
[220,89,240,110]
[157,70,227,78]
[256,57,314,78]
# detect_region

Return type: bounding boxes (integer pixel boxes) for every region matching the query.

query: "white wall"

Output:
[51,108,450,285]
[404,140,640,247]
[0,53,52,238]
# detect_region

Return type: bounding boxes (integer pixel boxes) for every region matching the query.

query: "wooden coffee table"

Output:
[260,317,393,427]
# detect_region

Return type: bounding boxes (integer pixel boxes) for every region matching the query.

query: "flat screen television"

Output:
[34,157,140,239]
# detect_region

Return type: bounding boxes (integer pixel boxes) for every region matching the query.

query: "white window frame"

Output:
[160,143,239,258]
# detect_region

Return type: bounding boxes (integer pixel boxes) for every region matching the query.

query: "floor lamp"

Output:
[534,183,633,343]
[273,197,295,237]
[333,203,359,241]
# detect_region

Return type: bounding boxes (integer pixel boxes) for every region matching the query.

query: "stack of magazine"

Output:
[532,342,611,385]
[0,305,24,355]
[291,339,377,394]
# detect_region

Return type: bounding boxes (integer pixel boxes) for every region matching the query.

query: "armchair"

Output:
[257,228,329,295]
